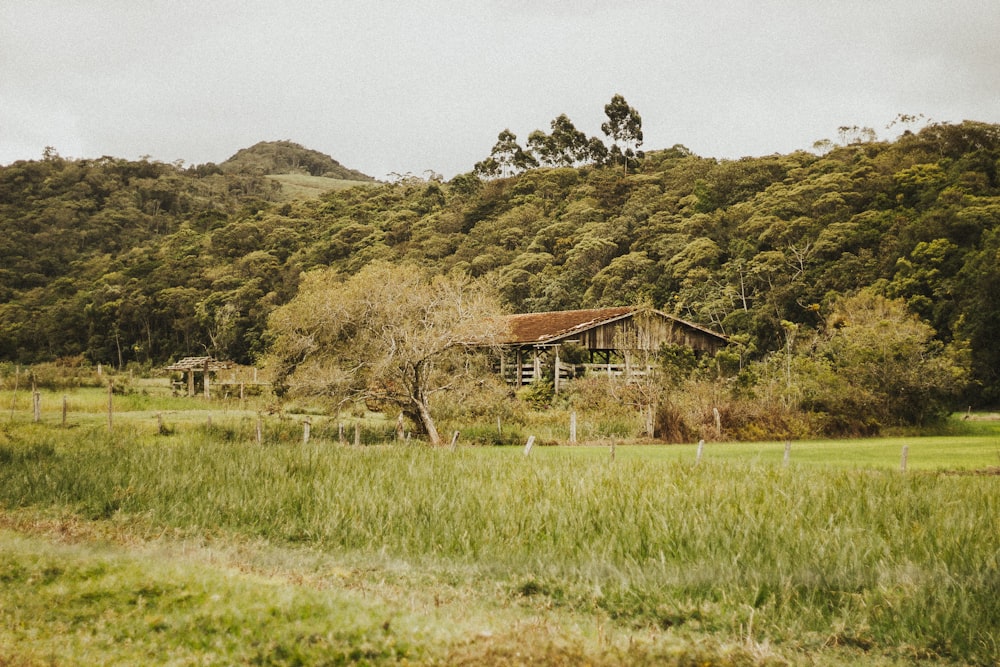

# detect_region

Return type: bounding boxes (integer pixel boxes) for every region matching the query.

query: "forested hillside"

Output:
[2,121,999,404]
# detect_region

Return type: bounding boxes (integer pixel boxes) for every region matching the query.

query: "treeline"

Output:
[2,120,1000,405]
[474,94,643,177]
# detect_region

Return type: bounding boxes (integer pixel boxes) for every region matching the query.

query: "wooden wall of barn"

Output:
[567,315,725,355]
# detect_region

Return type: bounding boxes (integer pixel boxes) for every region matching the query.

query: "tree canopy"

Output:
[264,262,506,444]
[3,118,1000,414]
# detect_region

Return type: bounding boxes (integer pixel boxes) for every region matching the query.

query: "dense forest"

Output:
[2,120,1000,409]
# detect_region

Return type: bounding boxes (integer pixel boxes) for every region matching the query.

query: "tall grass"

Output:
[1,423,997,663]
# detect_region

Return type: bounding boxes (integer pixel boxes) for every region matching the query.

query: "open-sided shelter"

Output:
[164,356,231,398]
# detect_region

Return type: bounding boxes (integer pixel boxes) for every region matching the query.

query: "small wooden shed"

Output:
[496,307,727,389]
[164,356,231,398]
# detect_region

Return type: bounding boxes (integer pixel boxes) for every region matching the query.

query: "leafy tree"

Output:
[475,129,537,179]
[526,130,560,167]
[264,262,506,444]
[601,94,644,174]
[795,290,968,431]
[527,114,595,167]
[955,228,1000,403]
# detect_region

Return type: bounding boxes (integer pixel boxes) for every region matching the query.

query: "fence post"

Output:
[303,419,311,445]
[783,440,791,466]
[900,445,909,472]
[570,411,577,444]
[107,380,114,432]
[256,415,263,445]
[8,365,18,421]
[713,408,722,439]
[696,439,705,464]
[450,430,460,450]
[354,423,361,446]
[524,435,536,456]
[338,422,345,445]
[62,395,68,428]
[32,390,40,423]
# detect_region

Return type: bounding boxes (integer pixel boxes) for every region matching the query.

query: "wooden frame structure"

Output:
[164,356,232,398]
[495,307,727,391]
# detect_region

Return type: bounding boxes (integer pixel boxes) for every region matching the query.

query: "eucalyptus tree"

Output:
[475,129,537,179]
[601,94,644,174]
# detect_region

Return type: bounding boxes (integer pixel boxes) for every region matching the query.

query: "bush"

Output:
[1,358,107,391]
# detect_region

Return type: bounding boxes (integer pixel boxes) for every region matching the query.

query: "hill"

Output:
[220,140,374,181]
[1,121,999,407]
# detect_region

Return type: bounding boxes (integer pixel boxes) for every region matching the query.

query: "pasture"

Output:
[1,384,998,665]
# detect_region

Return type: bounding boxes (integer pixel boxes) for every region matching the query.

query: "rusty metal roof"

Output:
[499,307,728,346]
[501,307,636,345]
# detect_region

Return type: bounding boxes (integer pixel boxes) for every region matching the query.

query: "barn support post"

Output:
[203,359,211,400]
[554,345,561,394]
[187,370,194,397]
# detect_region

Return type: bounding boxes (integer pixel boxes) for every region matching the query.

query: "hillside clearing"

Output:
[268,172,375,199]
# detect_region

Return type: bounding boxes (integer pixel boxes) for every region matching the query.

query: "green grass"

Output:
[551,434,1000,470]
[0,528,418,665]
[1,420,998,664]
[267,173,374,200]
[1,392,999,664]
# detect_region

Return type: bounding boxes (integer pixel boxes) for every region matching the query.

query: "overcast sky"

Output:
[2,1,999,179]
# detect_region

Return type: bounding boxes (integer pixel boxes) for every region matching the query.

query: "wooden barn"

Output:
[495,307,727,390]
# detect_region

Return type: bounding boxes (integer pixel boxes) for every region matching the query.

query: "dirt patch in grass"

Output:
[943,466,1000,476]
[442,625,788,666]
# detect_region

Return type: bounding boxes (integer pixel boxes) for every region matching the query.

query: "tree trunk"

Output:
[414,397,441,446]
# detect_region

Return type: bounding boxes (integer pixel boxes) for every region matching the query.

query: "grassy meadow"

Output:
[1,384,998,665]
[267,173,375,200]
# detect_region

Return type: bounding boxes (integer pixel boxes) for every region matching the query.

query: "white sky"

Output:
[2,1,999,179]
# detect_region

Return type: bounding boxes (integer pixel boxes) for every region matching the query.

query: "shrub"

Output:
[1,359,107,391]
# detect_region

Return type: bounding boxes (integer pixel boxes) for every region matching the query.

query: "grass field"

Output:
[267,173,374,200]
[1,386,998,665]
